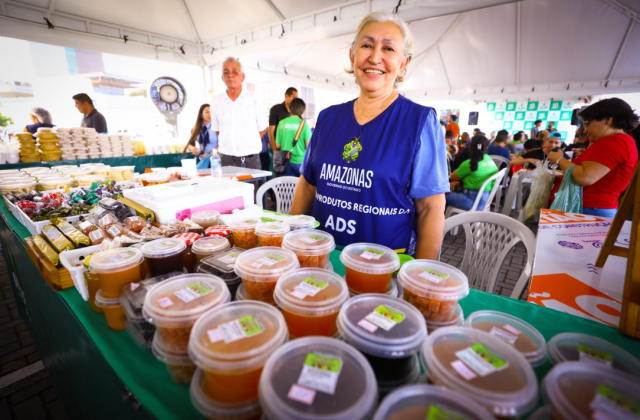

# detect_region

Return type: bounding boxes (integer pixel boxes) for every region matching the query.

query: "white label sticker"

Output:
[578,345,613,367]
[130,283,140,291]
[299,235,323,244]
[217,316,264,344]
[293,277,328,298]
[250,262,263,268]
[207,328,223,343]
[418,268,449,284]
[451,360,478,381]
[490,326,519,345]
[503,324,521,335]
[455,344,509,377]
[173,281,214,304]
[218,252,239,265]
[288,384,316,405]
[157,297,174,308]
[589,385,640,420]
[357,319,379,333]
[360,248,383,260]
[297,353,342,395]
[362,305,406,332]
[255,253,285,267]
[290,290,308,300]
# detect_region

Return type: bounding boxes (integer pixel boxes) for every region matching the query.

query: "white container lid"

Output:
[234,247,299,282]
[141,238,186,259]
[465,310,547,366]
[547,332,640,376]
[192,237,230,256]
[143,274,230,326]
[255,221,290,237]
[274,268,349,316]
[337,294,427,359]
[282,229,336,256]
[188,301,287,371]
[397,259,469,301]
[373,384,497,420]
[190,368,262,420]
[285,215,316,230]
[139,172,170,183]
[190,210,220,225]
[230,217,260,232]
[88,248,143,274]
[543,362,640,420]
[259,336,378,420]
[340,243,400,274]
[421,326,538,418]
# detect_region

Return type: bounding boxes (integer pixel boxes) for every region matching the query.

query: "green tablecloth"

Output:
[0,194,639,419]
[0,153,191,174]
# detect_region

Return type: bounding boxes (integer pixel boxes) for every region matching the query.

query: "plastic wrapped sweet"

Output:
[54,220,91,248]
[398,260,469,322]
[41,224,75,253]
[31,234,60,267]
[77,220,99,236]
[125,216,146,232]
[98,213,119,230]
[105,224,126,240]
[88,229,106,245]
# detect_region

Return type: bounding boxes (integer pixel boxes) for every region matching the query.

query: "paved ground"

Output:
[0,214,532,419]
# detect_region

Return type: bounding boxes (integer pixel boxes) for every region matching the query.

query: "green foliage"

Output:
[0,112,13,127]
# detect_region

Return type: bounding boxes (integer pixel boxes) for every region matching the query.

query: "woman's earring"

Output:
[605,121,609,125]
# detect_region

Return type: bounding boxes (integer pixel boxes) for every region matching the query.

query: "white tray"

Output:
[59,245,101,301]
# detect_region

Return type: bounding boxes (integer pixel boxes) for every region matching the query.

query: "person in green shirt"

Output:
[447,135,498,210]
[275,98,311,177]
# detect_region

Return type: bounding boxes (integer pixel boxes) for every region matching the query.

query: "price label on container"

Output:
[489,327,518,346]
[454,344,509,378]
[211,315,265,344]
[361,248,384,260]
[173,281,214,303]
[359,305,405,332]
[300,235,324,244]
[419,267,449,284]
[590,384,640,420]
[578,344,613,367]
[292,277,328,299]
[297,353,343,395]
[255,253,285,267]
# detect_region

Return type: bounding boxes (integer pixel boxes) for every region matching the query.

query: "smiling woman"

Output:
[290,11,450,259]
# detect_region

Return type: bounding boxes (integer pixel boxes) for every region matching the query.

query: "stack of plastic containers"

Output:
[234,247,299,304]
[421,326,538,418]
[89,248,145,331]
[282,229,336,268]
[274,268,349,338]
[373,384,496,420]
[340,243,400,294]
[56,128,75,160]
[338,294,427,396]
[188,301,288,418]
[121,135,135,157]
[144,274,231,384]
[259,337,378,420]
[197,247,245,297]
[397,260,469,330]
[35,128,62,162]
[465,310,547,366]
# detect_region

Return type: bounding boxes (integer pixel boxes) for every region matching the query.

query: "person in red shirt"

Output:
[445,115,460,141]
[548,98,639,218]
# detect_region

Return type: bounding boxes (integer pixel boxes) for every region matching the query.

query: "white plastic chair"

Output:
[501,170,537,220]
[445,168,507,219]
[442,212,537,299]
[489,155,511,213]
[256,176,299,214]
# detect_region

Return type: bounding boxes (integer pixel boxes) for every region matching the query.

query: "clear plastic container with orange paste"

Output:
[230,218,260,250]
[152,332,196,385]
[282,229,335,269]
[83,253,102,313]
[143,274,231,353]
[188,301,288,404]
[233,247,299,304]
[397,260,469,322]
[274,268,348,338]
[89,248,144,299]
[340,243,400,294]
[255,222,290,247]
[95,289,127,331]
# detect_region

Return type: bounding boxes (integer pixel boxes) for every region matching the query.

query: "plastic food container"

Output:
[205,225,234,247]
[174,232,201,273]
[426,303,464,333]
[74,175,106,187]
[547,332,640,376]
[285,215,316,231]
[255,222,290,247]
[421,326,538,418]
[83,254,102,313]
[152,333,196,385]
[89,248,144,299]
[259,336,378,420]
[282,229,336,268]
[141,238,187,277]
[230,218,260,250]
[95,289,127,331]
[340,243,400,294]
[188,301,288,403]
[234,247,299,304]
[338,294,427,384]
[465,310,547,366]
[37,177,74,191]
[139,172,170,186]
[191,368,263,420]
[191,210,221,228]
[376,354,423,398]
[373,384,497,420]
[197,248,244,297]
[143,274,231,353]
[542,362,640,420]
[192,237,231,264]
[119,273,184,323]
[274,268,349,338]
[0,180,37,194]
[397,260,469,322]
[39,143,59,152]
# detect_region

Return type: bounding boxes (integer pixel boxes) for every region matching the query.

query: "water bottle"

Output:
[210,149,222,178]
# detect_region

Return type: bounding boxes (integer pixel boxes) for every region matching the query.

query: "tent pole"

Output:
[516,1,521,86]
[607,18,634,81]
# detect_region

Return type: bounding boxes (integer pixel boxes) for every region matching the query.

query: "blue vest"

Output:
[304,96,431,252]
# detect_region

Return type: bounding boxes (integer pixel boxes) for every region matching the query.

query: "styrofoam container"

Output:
[123,177,255,224]
[59,245,101,301]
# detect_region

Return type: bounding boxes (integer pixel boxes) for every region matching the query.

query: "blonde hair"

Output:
[347,11,413,84]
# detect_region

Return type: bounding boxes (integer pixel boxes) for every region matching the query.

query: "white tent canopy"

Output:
[1,0,639,100]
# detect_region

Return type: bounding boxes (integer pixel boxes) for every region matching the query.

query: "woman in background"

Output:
[24,107,54,134]
[182,104,219,168]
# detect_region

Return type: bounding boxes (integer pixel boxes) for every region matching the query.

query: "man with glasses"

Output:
[210,57,267,170]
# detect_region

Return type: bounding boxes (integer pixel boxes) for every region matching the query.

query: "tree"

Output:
[0,112,13,127]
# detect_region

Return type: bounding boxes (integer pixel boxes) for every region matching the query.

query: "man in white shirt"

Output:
[210,57,268,169]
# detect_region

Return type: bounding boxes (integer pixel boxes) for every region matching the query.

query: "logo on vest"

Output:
[343,137,362,163]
